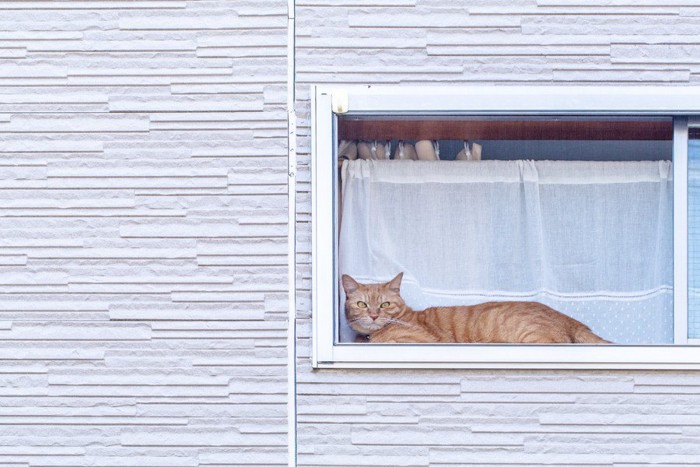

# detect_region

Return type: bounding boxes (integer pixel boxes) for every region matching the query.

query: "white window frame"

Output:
[311,85,700,369]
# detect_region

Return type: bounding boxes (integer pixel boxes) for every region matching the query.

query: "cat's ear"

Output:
[341,274,360,294]
[386,272,403,293]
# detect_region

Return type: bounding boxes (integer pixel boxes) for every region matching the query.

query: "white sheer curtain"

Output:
[339,159,673,344]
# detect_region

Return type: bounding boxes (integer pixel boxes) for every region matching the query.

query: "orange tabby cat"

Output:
[342,273,610,344]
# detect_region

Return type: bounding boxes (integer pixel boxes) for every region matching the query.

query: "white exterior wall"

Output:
[0,1,289,466]
[5,0,700,465]
[295,1,700,466]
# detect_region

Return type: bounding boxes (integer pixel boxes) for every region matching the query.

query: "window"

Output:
[311,86,700,369]
[688,123,700,343]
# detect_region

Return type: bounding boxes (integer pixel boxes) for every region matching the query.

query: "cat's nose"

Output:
[369,315,379,321]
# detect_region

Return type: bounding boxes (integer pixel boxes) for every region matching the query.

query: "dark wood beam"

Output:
[338,119,673,141]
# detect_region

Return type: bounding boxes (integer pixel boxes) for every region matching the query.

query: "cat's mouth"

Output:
[349,318,384,334]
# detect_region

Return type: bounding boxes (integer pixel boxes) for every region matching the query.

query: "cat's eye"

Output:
[357,301,367,308]
[380,302,391,308]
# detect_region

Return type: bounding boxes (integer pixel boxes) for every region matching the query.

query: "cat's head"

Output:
[341,273,406,335]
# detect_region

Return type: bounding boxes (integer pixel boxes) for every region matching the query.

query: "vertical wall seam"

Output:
[286,0,297,465]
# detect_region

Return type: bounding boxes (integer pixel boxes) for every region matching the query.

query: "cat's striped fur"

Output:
[342,273,610,344]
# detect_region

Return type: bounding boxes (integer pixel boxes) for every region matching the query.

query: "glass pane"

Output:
[337,116,674,344]
[689,134,700,339]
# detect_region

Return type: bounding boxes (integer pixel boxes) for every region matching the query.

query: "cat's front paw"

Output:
[353,334,370,343]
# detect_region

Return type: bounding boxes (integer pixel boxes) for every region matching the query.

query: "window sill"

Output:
[314,344,700,370]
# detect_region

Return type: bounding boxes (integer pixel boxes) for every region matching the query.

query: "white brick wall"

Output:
[0,1,288,465]
[295,1,700,466]
[7,0,700,465]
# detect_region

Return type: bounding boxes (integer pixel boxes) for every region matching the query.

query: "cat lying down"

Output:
[342,273,610,344]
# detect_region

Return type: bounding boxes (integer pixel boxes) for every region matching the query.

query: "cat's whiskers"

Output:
[384,317,417,329]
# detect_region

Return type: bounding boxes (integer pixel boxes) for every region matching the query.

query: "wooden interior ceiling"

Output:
[338,119,674,141]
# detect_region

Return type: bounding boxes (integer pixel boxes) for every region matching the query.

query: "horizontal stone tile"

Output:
[48,372,229,386]
[109,96,263,112]
[429,44,609,56]
[119,15,285,30]
[111,304,265,321]
[522,15,700,35]
[539,0,697,5]
[198,450,286,465]
[0,1,186,8]
[461,376,634,393]
[0,140,103,153]
[0,255,27,266]
[120,428,286,446]
[553,66,690,82]
[351,425,524,447]
[29,39,195,52]
[0,116,149,133]
[297,454,428,466]
[5,323,151,341]
[48,177,227,189]
[120,222,286,238]
[613,43,700,63]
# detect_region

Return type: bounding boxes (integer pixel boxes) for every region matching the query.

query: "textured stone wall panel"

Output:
[296,2,700,466]
[0,1,288,465]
